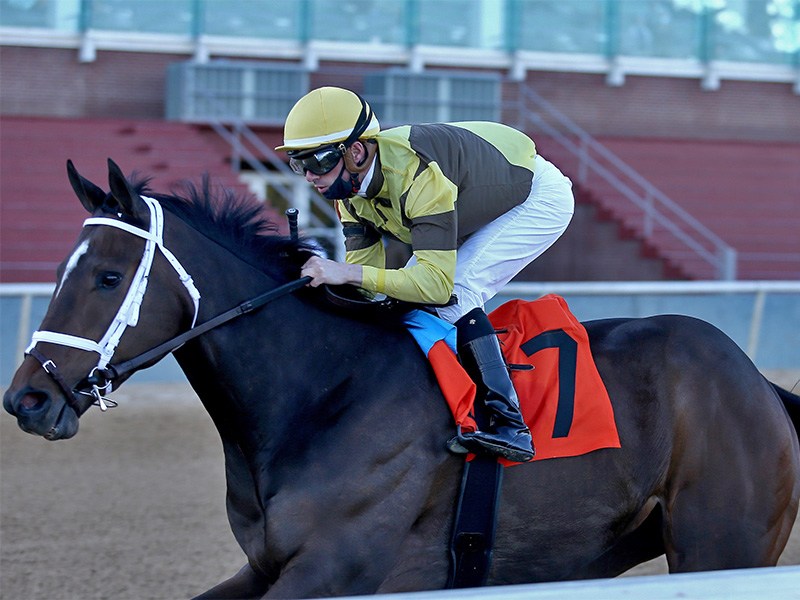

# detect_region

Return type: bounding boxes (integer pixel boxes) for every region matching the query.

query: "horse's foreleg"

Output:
[192,563,270,600]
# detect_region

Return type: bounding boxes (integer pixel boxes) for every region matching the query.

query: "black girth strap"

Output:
[447,402,504,588]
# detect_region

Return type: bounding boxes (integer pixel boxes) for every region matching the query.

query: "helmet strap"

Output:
[341,94,374,149]
[349,171,361,194]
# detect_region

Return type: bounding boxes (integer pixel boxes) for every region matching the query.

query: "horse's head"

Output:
[3,159,199,440]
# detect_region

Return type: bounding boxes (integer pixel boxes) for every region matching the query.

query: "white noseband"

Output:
[26,196,201,390]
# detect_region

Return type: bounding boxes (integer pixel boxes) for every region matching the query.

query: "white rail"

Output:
[496,281,800,366]
[3,281,799,386]
[500,280,800,296]
[335,566,800,600]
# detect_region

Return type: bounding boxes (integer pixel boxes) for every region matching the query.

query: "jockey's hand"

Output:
[301,256,363,288]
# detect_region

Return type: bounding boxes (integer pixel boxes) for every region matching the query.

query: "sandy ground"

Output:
[2,374,799,600]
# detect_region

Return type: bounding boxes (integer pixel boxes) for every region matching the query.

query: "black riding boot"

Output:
[448,308,535,463]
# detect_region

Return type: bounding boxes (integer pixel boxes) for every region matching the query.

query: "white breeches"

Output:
[435,154,574,323]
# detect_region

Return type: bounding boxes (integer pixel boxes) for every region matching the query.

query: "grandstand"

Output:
[1,0,798,283]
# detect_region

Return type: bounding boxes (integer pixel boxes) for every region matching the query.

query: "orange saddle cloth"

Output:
[490,295,620,465]
[408,294,621,466]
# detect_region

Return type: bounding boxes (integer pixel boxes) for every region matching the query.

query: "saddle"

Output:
[322,284,457,316]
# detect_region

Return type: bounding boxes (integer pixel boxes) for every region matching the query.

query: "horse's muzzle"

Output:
[3,386,80,440]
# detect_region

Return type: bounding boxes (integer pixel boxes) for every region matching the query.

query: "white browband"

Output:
[26,196,201,383]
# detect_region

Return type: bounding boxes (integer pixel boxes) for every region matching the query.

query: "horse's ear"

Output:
[67,159,106,213]
[107,158,146,219]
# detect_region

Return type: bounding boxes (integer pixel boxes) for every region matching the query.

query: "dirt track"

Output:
[2,378,799,600]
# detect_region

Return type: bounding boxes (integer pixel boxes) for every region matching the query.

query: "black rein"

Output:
[100,276,312,385]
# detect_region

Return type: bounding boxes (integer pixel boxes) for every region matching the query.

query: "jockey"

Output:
[277,86,574,463]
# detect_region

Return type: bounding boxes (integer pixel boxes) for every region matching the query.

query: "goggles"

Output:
[289,145,343,176]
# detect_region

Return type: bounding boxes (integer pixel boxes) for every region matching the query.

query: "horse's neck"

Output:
[169,238,363,448]
[163,217,439,466]
[179,297,402,472]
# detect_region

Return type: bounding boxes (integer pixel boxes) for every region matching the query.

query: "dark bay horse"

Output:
[4,159,800,598]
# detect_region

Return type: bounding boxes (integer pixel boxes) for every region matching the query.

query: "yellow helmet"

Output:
[276,87,380,153]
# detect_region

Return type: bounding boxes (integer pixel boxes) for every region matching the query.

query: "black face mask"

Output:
[322,163,361,200]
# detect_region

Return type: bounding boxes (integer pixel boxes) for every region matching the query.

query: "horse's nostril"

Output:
[19,391,48,412]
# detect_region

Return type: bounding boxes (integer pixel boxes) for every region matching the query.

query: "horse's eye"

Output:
[97,272,123,289]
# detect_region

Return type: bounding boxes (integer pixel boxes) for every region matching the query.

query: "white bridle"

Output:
[26,196,201,406]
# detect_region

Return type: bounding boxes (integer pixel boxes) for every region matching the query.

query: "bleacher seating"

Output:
[2,117,797,283]
[539,137,800,280]
[0,116,279,283]
[601,137,799,280]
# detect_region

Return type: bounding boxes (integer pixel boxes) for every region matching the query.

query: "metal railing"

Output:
[2,0,798,81]
[2,281,798,388]
[209,120,345,260]
[492,280,800,367]
[506,83,737,280]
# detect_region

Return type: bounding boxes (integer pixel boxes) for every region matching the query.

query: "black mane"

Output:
[131,175,317,283]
